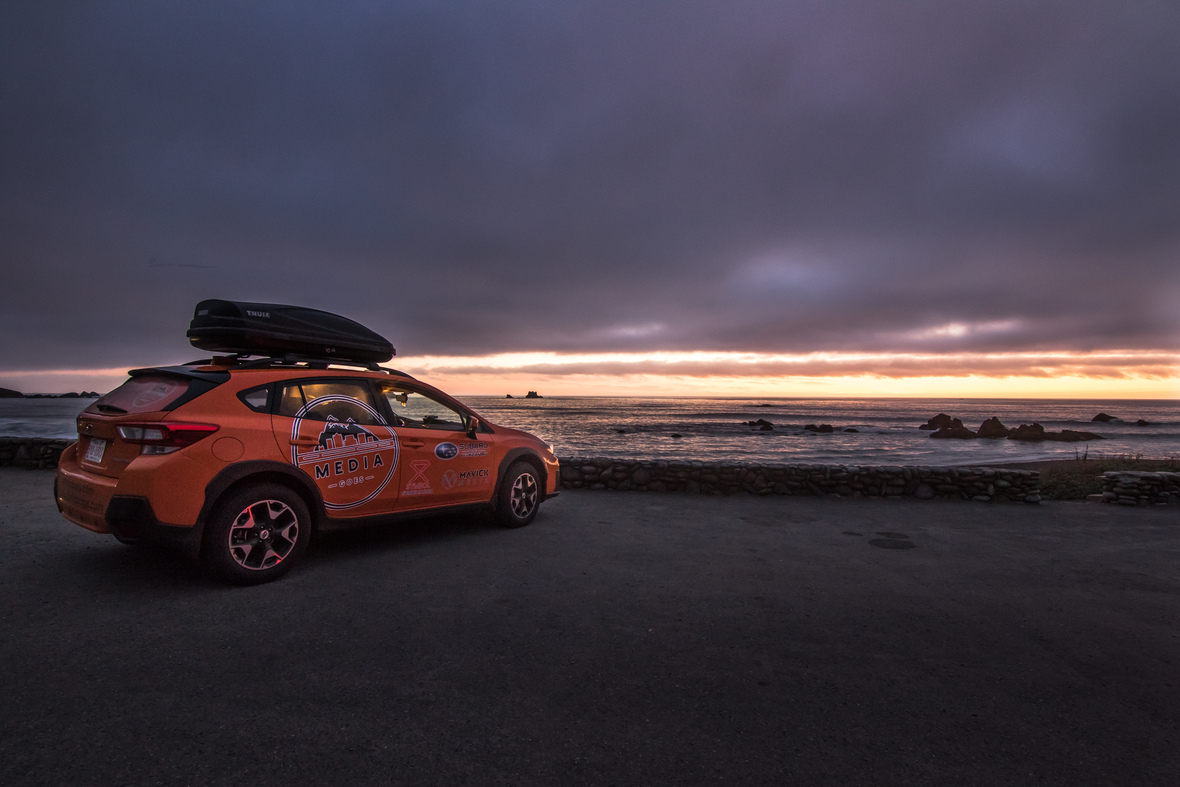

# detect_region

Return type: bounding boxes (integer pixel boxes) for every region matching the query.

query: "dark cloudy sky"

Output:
[2,1,1177,388]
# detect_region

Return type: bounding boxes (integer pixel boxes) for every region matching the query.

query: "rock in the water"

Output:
[1136,419,1150,426]
[747,418,774,428]
[759,423,774,431]
[525,391,542,398]
[976,417,1011,439]
[1008,423,1047,441]
[1050,430,1104,442]
[930,425,978,439]
[919,413,961,430]
[670,433,683,438]
[1008,423,1104,442]
[1091,412,1117,422]
[804,424,834,433]
[844,428,859,433]
[505,394,514,398]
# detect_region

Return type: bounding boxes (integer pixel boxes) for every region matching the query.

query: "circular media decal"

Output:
[289,395,399,511]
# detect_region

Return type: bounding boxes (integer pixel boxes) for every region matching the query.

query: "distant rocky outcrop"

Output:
[804,424,835,433]
[20,391,99,399]
[919,414,963,431]
[505,394,514,398]
[930,425,978,439]
[976,417,1011,439]
[920,413,1104,443]
[1136,419,1150,426]
[1007,423,1104,442]
[745,419,774,431]
[1091,413,1118,422]
[0,388,99,398]
[525,391,542,399]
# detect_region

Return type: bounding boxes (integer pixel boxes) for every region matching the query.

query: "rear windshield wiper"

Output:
[96,404,128,414]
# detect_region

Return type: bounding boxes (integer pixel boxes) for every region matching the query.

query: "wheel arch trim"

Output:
[494,449,546,509]
[199,460,325,537]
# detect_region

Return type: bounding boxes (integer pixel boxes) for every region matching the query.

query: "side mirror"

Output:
[466,416,480,439]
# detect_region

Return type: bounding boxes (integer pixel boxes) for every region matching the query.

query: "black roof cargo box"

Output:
[187,300,394,364]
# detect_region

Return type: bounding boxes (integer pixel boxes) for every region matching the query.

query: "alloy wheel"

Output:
[228,499,301,571]
[510,472,539,519]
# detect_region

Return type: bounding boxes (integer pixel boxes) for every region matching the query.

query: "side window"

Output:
[238,385,271,413]
[382,385,467,431]
[278,380,384,425]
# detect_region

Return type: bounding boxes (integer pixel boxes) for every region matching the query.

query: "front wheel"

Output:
[496,462,542,528]
[203,483,311,585]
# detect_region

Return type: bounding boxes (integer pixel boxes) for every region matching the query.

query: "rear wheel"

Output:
[496,461,541,528]
[203,483,311,585]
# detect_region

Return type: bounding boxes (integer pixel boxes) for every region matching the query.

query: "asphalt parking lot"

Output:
[2,468,1178,785]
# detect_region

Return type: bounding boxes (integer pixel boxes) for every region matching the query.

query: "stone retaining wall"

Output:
[0,438,73,470]
[18,442,1171,508]
[558,456,1042,503]
[1098,471,1180,506]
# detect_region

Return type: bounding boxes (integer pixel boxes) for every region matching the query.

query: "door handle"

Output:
[402,441,425,448]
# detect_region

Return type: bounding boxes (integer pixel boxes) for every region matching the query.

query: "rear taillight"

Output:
[116,422,219,455]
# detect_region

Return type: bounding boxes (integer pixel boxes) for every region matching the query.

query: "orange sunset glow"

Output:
[6,349,1175,399]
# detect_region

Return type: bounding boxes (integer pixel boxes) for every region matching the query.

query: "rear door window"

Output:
[277,380,384,424]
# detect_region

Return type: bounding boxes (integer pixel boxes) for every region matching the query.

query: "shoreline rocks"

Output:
[976,417,1010,439]
[919,413,961,431]
[930,424,978,439]
[919,414,1104,442]
[1007,423,1103,442]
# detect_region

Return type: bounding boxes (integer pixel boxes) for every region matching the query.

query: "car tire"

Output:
[203,483,311,585]
[496,461,541,528]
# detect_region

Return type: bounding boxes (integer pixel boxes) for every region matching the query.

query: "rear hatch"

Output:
[76,368,228,479]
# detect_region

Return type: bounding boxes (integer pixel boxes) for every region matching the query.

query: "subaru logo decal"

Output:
[435,442,459,460]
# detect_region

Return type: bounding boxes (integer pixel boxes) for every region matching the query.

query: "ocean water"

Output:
[3,395,1177,467]
[461,397,1180,466]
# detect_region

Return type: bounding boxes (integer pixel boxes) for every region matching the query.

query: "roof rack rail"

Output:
[182,354,416,378]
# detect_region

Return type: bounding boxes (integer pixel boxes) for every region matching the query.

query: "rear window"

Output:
[86,375,194,415]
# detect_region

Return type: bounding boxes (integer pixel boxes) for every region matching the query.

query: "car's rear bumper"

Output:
[105,495,202,552]
[56,444,203,553]
[55,444,115,533]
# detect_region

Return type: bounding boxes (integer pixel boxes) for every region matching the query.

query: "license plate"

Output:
[84,437,107,464]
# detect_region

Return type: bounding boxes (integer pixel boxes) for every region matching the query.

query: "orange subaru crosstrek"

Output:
[55,300,560,584]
